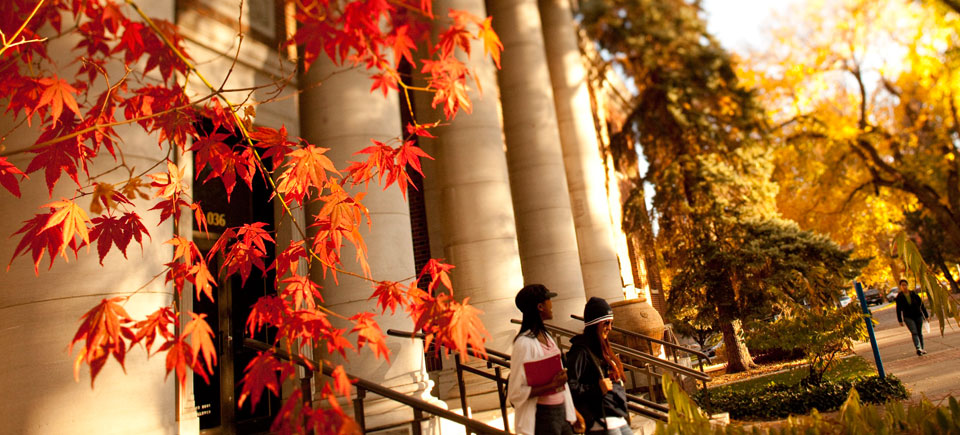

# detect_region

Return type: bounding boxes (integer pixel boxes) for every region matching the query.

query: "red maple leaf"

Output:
[330,364,354,398]
[148,160,190,225]
[419,258,455,293]
[8,212,62,273]
[441,297,489,359]
[345,139,394,188]
[322,327,356,359]
[273,240,308,279]
[132,306,176,354]
[350,312,390,361]
[164,236,216,301]
[26,116,85,196]
[42,198,91,258]
[238,351,285,411]
[0,157,27,197]
[143,20,191,82]
[209,222,275,285]
[35,76,82,125]
[246,295,287,336]
[250,125,297,170]
[160,337,195,389]
[477,17,503,69]
[191,257,217,303]
[274,145,339,206]
[388,24,416,67]
[369,71,398,97]
[88,212,150,265]
[191,202,209,234]
[69,296,134,387]
[280,275,323,310]
[369,281,407,314]
[192,131,258,201]
[437,25,472,59]
[408,292,447,351]
[405,122,436,139]
[113,20,147,65]
[124,85,195,149]
[182,312,217,375]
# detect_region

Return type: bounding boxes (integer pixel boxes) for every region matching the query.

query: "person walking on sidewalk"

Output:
[895,279,930,356]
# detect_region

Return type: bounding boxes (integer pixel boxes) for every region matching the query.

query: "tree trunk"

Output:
[940,0,960,16]
[937,260,960,294]
[719,318,755,373]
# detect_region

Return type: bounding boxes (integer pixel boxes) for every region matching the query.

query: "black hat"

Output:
[515,284,558,313]
[583,297,613,326]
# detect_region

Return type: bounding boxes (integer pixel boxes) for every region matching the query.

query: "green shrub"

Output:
[854,375,909,404]
[694,375,908,420]
[658,373,955,435]
[747,305,866,384]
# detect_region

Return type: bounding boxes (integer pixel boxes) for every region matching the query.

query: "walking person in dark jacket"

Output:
[895,279,930,356]
[567,297,632,434]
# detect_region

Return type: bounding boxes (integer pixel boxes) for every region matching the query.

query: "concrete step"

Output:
[435,404,664,434]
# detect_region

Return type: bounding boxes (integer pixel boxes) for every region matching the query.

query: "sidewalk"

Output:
[852,300,960,403]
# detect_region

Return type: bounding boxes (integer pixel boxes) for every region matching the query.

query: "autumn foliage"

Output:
[1,0,500,432]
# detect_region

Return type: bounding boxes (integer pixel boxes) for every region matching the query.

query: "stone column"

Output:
[300,56,439,429]
[0,131,179,435]
[539,0,625,304]
[0,2,178,433]
[418,0,526,352]
[487,0,586,325]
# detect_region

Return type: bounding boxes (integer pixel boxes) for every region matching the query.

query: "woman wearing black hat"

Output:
[567,297,631,435]
[508,284,579,435]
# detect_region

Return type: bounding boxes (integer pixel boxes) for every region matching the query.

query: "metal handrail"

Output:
[386,329,511,432]
[387,329,512,365]
[510,319,711,382]
[243,339,509,435]
[571,314,711,362]
[390,329,674,424]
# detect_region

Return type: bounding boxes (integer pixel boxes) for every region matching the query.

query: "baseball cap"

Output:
[515,284,558,313]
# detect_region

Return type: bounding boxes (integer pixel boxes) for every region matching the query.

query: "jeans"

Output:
[587,425,633,435]
[535,404,574,435]
[904,316,925,350]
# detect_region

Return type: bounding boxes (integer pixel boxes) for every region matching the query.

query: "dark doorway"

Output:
[192,132,279,434]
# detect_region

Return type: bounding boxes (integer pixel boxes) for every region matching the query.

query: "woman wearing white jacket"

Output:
[508,284,580,434]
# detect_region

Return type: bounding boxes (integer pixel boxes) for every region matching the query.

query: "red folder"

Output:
[523,353,563,387]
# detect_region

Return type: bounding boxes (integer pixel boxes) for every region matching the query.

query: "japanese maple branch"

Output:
[215,0,247,94]
[385,0,431,17]
[126,0,377,285]
[0,95,214,158]
[0,0,48,59]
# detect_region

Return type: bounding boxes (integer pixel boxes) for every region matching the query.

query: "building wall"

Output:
[0,2,181,433]
[0,0,651,431]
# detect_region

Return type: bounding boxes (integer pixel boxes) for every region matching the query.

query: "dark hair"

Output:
[899,279,909,286]
[582,323,625,382]
[514,284,551,342]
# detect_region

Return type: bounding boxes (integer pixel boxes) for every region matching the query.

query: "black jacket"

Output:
[566,334,628,430]
[895,291,929,322]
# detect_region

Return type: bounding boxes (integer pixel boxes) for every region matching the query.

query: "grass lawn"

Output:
[708,355,875,394]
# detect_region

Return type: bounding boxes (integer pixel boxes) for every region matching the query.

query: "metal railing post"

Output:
[245,339,511,434]
[494,365,509,430]
[354,387,367,432]
[412,408,423,435]
[455,353,471,435]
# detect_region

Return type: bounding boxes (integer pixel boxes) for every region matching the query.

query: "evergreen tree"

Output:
[580,0,865,371]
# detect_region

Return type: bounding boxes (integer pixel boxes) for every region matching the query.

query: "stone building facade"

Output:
[0,0,664,433]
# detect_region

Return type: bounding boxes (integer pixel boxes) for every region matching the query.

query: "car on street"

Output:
[887,288,899,302]
[838,294,853,307]
[864,287,884,306]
